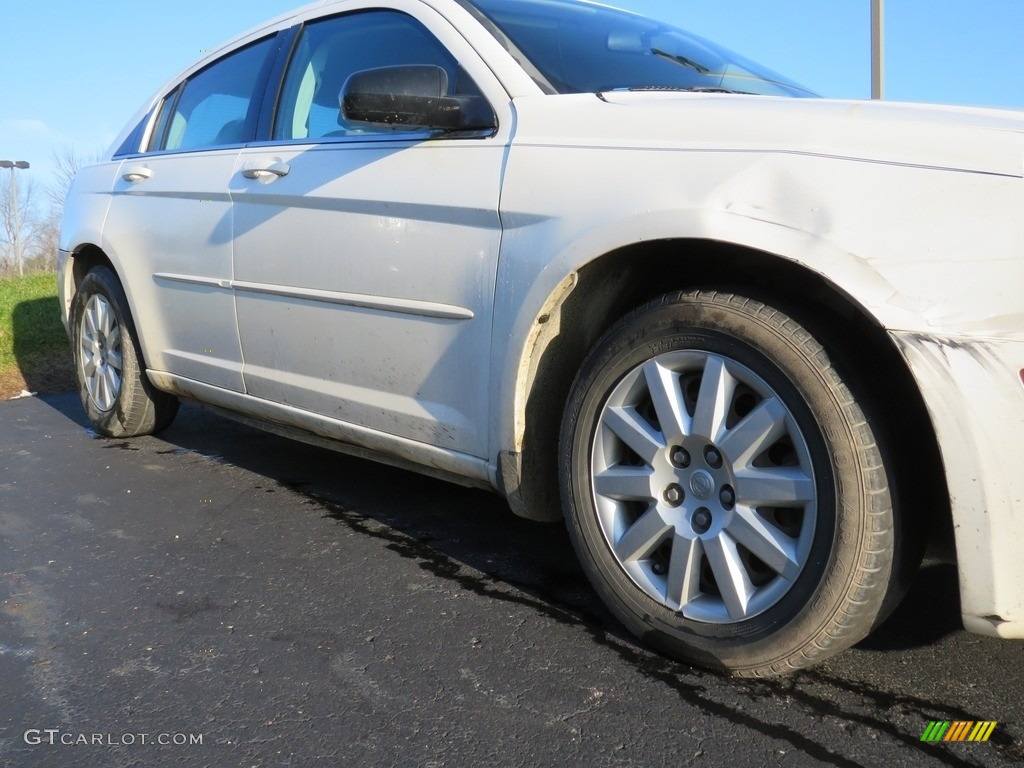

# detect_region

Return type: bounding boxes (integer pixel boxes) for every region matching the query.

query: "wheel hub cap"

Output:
[590,351,818,624]
[79,294,124,413]
[689,470,715,500]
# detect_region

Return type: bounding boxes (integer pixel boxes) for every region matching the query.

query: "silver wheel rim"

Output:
[79,294,123,412]
[591,351,818,624]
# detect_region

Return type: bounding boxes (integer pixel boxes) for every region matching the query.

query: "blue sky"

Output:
[3,0,1024,200]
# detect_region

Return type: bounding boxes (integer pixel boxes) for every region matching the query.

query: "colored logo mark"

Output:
[921,721,997,743]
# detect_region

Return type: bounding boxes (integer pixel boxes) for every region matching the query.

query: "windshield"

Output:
[463,0,815,97]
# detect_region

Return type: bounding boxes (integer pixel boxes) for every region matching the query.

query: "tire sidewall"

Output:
[71,267,144,436]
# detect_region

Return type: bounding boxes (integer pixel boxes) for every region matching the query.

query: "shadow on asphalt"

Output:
[25,393,1024,767]
[38,392,625,645]
[36,392,967,657]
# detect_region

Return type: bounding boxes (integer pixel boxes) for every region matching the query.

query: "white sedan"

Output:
[58,0,1024,675]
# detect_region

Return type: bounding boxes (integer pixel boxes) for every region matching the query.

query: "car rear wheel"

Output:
[72,265,178,437]
[560,290,895,676]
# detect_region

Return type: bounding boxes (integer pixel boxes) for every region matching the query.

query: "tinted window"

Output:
[154,37,276,152]
[465,0,814,97]
[113,114,150,157]
[274,11,484,140]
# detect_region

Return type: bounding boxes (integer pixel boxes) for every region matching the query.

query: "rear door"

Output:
[102,36,279,391]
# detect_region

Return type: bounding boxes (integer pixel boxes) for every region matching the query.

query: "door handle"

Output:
[122,167,152,183]
[242,161,290,180]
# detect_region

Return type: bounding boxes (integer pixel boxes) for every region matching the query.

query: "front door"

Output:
[231,7,510,457]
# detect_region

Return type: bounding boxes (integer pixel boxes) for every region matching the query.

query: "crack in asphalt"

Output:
[281,479,1011,768]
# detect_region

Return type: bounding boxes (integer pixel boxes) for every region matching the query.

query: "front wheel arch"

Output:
[507,240,944,582]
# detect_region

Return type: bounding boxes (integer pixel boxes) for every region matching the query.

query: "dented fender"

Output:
[891,332,1024,638]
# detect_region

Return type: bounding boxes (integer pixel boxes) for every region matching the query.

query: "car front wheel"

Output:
[560,290,895,676]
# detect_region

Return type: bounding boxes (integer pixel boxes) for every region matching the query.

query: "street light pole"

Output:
[871,0,885,99]
[0,160,30,277]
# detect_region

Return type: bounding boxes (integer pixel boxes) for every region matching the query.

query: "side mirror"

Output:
[340,65,496,133]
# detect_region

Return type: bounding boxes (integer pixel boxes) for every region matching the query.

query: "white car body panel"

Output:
[146,369,492,486]
[892,333,1024,636]
[58,0,1024,641]
[56,163,119,323]
[102,150,247,392]
[228,1,515,455]
[491,93,1024,636]
[230,139,504,454]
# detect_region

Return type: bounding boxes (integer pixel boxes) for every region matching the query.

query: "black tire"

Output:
[71,265,179,437]
[559,290,895,676]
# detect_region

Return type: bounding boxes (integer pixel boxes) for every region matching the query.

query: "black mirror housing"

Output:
[340,65,496,133]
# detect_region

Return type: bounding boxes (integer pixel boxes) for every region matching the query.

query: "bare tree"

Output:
[29,206,61,273]
[0,147,104,276]
[0,175,38,277]
[20,146,106,274]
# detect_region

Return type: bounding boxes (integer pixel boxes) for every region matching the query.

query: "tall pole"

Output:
[871,0,885,99]
[10,166,22,277]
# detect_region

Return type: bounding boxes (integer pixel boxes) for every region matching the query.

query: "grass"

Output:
[0,272,74,397]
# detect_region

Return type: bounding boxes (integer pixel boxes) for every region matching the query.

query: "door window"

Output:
[149,37,277,152]
[273,10,486,141]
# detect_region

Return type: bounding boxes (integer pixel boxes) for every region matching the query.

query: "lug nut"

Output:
[720,485,735,509]
[652,562,668,576]
[671,447,691,469]
[704,446,723,469]
[692,507,713,534]
[663,484,684,507]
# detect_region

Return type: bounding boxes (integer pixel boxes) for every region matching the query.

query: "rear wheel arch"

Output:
[71,244,115,295]
[69,246,158,370]
[69,256,179,437]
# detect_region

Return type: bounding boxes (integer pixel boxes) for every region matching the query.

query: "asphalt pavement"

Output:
[1,393,1021,768]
